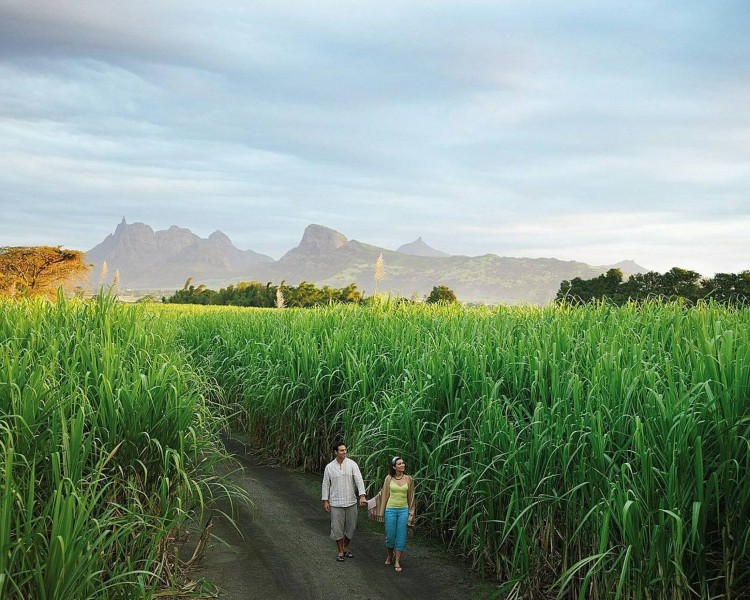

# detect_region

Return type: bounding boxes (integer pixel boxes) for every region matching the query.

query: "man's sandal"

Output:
[343,551,354,558]
[336,555,345,562]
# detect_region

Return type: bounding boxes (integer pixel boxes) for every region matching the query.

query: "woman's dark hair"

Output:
[388,456,403,477]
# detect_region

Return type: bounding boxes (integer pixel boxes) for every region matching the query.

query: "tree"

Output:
[0,246,91,299]
[701,270,750,305]
[556,266,750,307]
[659,267,702,303]
[164,279,364,308]
[288,281,319,307]
[338,283,363,304]
[426,285,458,304]
[620,271,662,301]
[557,269,624,305]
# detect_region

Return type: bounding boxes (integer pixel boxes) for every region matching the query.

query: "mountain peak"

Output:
[277,224,348,262]
[85,220,273,289]
[297,224,348,253]
[599,259,650,275]
[208,230,232,245]
[114,217,128,235]
[396,236,450,258]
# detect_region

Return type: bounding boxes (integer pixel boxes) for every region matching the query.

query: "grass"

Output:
[162,300,750,599]
[4,296,747,598]
[0,293,240,599]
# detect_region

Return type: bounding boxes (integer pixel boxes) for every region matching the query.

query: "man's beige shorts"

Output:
[330,504,358,541]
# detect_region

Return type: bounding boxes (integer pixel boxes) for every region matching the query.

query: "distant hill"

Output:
[86,220,649,305]
[396,237,450,257]
[598,260,650,275]
[86,218,273,289]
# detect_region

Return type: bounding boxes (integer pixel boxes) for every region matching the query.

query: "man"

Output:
[322,440,367,562]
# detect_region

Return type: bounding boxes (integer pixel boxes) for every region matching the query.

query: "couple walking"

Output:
[321,441,415,572]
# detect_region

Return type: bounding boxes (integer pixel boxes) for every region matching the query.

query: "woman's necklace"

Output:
[394,474,404,480]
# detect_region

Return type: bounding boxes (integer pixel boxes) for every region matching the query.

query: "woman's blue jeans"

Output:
[384,507,409,551]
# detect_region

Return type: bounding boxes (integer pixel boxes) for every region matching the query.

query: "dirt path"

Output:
[191,438,497,600]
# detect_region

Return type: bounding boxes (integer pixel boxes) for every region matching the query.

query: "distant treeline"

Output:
[557,267,750,306]
[163,279,363,307]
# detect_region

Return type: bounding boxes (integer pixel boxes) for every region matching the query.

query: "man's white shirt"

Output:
[322,457,366,507]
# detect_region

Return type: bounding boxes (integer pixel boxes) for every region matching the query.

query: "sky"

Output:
[1,1,748,275]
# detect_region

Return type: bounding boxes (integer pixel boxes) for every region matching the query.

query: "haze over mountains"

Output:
[86,219,648,304]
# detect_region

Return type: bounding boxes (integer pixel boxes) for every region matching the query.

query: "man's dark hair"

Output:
[333,440,346,453]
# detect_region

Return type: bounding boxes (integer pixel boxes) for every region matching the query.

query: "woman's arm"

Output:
[407,476,416,525]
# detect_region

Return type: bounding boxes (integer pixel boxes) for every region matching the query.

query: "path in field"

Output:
[192,438,497,600]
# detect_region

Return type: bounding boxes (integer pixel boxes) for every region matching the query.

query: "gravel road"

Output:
[191,438,497,600]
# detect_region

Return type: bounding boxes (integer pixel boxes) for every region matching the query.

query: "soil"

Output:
[188,437,498,600]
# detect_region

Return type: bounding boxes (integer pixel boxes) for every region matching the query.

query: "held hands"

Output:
[323,497,366,511]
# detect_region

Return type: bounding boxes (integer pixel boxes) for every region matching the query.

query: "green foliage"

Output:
[167,301,750,599]
[163,279,364,307]
[702,270,750,304]
[425,284,458,304]
[557,267,750,306]
[0,295,239,599]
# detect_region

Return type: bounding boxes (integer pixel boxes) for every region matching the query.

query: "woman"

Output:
[369,456,416,572]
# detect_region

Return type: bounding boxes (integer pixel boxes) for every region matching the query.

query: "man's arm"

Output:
[352,462,367,506]
[322,465,331,511]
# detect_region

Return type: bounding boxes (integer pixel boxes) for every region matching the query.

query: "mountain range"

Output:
[86,219,648,305]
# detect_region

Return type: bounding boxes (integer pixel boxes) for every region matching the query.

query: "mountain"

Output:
[86,218,273,288]
[599,260,650,275]
[273,228,604,304]
[278,224,348,261]
[86,220,648,304]
[396,236,450,257]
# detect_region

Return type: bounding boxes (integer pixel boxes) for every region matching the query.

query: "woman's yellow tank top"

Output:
[387,479,408,508]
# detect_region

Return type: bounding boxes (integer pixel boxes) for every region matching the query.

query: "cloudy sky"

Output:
[1,1,748,274]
